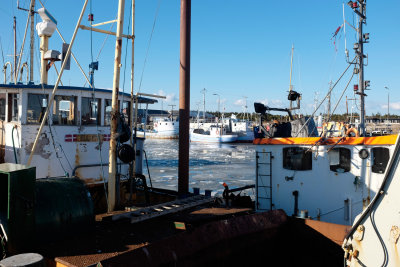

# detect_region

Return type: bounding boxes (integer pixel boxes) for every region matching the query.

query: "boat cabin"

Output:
[0,83,157,184]
[254,128,398,225]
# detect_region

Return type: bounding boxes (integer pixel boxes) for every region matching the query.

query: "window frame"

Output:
[52,95,77,126]
[81,97,101,126]
[328,147,351,173]
[26,93,48,124]
[282,147,312,171]
[372,147,390,174]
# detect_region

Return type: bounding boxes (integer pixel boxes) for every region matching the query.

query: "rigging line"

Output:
[137,0,162,94]
[121,0,132,108]
[294,57,356,137]
[89,0,109,207]
[96,19,116,61]
[0,38,5,66]
[47,119,69,176]
[82,17,116,88]
[327,72,355,121]
[15,0,34,82]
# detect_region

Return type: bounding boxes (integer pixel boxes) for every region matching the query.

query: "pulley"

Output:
[117,144,135,163]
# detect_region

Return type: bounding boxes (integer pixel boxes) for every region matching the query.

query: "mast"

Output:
[13,17,17,83]
[129,0,136,198]
[108,0,126,212]
[327,81,332,120]
[168,104,176,120]
[201,88,206,122]
[350,0,368,136]
[178,0,191,196]
[289,44,294,110]
[30,0,35,82]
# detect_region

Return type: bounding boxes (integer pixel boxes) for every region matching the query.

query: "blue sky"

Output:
[0,0,399,115]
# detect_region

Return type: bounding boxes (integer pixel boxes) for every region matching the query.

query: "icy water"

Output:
[143,139,256,198]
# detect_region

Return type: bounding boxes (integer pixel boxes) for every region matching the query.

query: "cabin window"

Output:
[81,97,101,125]
[26,93,47,124]
[52,96,76,125]
[7,93,19,122]
[283,147,312,170]
[0,94,6,121]
[104,99,112,126]
[372,147,389,174]
[328,148,351,173]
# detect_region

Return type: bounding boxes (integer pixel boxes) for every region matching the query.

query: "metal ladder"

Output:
[256,151,272,211]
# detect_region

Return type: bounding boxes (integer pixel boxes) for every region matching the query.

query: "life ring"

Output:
[216,129,220,135]
[346,127,359,137]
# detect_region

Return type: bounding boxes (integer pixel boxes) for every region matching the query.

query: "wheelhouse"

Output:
[0,83,157,183]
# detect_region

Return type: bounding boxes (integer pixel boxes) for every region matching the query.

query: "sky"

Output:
[0,0,399,116]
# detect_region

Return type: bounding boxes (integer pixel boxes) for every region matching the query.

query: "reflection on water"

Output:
[143,139,256,197]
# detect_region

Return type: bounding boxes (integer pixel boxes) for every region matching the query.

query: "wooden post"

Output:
[108,0,126,212]
[39,35,48,84]
[178,0,191,196]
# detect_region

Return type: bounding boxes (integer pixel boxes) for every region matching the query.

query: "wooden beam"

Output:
[79,25,133,39]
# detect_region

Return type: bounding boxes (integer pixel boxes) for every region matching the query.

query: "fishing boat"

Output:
[253,0,398,234]
[190,125,238,143]
[227,115,254,142]
[136,117,179,139]
[0,5,159,186]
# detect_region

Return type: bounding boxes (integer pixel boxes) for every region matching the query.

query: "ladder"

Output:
[256,151,272,211]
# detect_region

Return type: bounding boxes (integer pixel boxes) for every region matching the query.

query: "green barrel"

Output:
[35,178,94,242]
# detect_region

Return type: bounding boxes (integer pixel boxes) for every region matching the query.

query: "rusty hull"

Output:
[98,210,287,266]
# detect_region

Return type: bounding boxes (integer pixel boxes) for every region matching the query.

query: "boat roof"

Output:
[0,83,158,104]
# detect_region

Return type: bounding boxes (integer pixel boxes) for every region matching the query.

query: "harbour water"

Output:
[143,139,256,198]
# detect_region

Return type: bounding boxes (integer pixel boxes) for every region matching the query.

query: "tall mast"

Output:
[129,0,136,197]
[358,1,365,136]
[13,17,17,83]
[351,0,368,136]
[201,88,206,121]
[289,44,294,110]
[29,0,35,82]
[108,0,126,212]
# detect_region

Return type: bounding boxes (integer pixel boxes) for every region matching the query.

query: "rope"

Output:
[137,0,163,94]
[89,0,108,208]
[0,37,5,67]
[121,0,132,108]
[327,72,355,122]
[294,57,356,137]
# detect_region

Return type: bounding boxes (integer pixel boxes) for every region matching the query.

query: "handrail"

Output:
[19,62,29,83]
[3,62,13,84]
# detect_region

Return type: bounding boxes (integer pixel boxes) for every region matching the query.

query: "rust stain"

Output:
[24,133,51,159]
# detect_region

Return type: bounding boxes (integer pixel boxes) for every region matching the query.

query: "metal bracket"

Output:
[353,225,365,241]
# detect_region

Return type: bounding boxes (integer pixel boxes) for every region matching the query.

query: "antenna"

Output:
[168,104,176,120]
[200,88,207,122]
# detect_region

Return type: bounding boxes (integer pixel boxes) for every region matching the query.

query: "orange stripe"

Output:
[253,134,398,146]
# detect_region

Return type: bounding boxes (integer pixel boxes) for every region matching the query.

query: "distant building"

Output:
[366,117,400,124]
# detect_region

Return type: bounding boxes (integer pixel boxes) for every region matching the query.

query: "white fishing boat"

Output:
[0,1,167,217]
[136,117,179,139]
[228,116,254,142]
[190,125,238,143]
[253,0,397,240]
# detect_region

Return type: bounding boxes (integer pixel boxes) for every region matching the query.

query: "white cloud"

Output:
[156,90,177,103]
[254,98,284,108]
[234,99,245,106]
